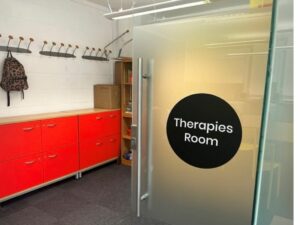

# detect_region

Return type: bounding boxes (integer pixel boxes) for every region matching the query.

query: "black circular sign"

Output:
[166,93,242,169]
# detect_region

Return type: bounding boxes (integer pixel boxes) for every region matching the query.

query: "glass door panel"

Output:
[132,3,274,225]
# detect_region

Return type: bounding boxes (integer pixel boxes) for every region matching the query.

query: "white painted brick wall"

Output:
[0,0,114,117]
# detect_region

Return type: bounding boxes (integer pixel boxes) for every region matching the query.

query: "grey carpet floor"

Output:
[0,162,170,225]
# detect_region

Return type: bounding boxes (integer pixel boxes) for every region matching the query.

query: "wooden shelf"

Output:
[121,158,132,166]
[115,59,132,167]
[123,135,131,140]
[123,112,132,118]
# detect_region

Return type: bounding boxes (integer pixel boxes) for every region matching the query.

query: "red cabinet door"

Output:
[79,134,120,170]
[101,111,121,136]
[41,116,78,150]
[79,138,104,170]
[0,160,16,199]
[101,135,120,161]
[79,110,120,140]
[14,154,44,193]
[0,121,42,162]
[79,113,106,140]
[44,144,79,182]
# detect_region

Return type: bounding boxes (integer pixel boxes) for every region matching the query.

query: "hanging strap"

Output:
[21,90,25,99]
[7,91,10,107]
[6,50,12,58]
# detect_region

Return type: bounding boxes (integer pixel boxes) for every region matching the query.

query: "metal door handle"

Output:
[109,138,116,143]
[48,154,57,158]
[96,116,102,120]
[96,142,103,146]
[47,124,56,128]
[109,114,116,118]
[131,136,137,150]
[24,160,35,165]
[137,57,143,217]
[23,127,33,131]
[136,58,152,216]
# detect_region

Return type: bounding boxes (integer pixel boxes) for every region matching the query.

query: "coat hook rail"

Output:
[0,34,33,54]
[82,46,110,61]
[82,30,129,62]
[39,40,78,58]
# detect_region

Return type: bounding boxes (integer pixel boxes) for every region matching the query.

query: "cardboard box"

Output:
[94,84,120,109]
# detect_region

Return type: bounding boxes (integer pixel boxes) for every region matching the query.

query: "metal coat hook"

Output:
[41,41,48,51]
[0,34,33,54]
[27,38,34,50]
[17,36,24,49]
[49,42,56,53]
[96,48,101,56]
[58,43,64,53]
[90,48,95,56]
[105,49,112,58]
[72,45,79,55]
[65,44,72,54]
[112,38,133,60]
[7,35,13,48]
[83,47,89,56]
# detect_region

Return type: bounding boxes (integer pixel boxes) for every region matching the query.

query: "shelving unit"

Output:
[115,58,132,166]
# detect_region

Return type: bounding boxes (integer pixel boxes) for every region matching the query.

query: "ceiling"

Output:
[86,0,178,11]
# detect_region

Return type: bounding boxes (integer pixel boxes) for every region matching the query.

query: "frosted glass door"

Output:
[132,4,274,225]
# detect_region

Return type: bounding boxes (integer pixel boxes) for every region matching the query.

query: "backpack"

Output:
[0,50,28,106]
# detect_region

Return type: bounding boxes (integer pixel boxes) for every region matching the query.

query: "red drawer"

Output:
[79,138,103,169]
[79,113,107,140]
[101,111,121,136]
[79,134,120,170]
[101,135,120,161]
[79,110,120,140]
[0,160,16,198]
[41,116,78,150]
[14,154,44,193]
[0,121,42,162]
[44,144,79,182]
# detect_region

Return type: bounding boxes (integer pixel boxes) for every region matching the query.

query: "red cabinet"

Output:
[0,121,41,162]
[79,110,120,140]
[102,135,120,161]
[14,154,44,193]
[79,134,120,169]
[79,113,107,140]
[42,116,79,182]
[0,160,16,198]
[102,111,121,136]
[44,144,79,182]
[79,138,104,169]
[0,154,45,199]
[79,110,120,170]
[0,109,120,202]
[41,116,78,150]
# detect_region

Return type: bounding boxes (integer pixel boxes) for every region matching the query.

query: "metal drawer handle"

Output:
[47,124,56,128]
[96,142,103,146]
[109,114,116,118]
[24,160,35,165]
[96,117,103,120]
[23,127,33,131]
[48,154,57,158]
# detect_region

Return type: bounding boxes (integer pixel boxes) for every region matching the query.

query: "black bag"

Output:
[0,51,28,106]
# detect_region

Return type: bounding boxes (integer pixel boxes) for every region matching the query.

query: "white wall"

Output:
[114,19,133,58]
[0,0,114,117]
